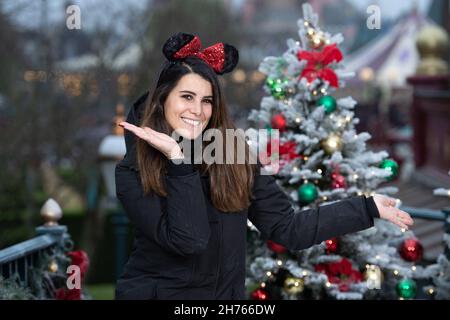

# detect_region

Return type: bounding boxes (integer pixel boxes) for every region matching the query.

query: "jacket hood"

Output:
[124,91,149,151]
[120,91,149,171]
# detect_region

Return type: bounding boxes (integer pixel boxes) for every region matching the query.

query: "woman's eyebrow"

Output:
[179,90,213,99]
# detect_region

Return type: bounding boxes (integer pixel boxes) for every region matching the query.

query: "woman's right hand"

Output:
[119,122,184,159]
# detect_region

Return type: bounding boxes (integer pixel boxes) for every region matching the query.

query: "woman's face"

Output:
[164,73,213,140]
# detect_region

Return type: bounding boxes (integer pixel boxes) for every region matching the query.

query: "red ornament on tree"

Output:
[399,238,423,262]
[331,174,347,189]
[314,258,362,292]
[265,140,302,169]
[260,138,279,166]
[325,237,339,254]
[267,240,287,254]
[251,288,270,300]
[271,114,287,132]
[338,283,350,292]
[279,141,301,161]
[331,167,347,189]
[55,250,90,300]
[297,43,343,87]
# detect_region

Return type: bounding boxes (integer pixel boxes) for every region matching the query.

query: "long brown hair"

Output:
[136,57,257,212]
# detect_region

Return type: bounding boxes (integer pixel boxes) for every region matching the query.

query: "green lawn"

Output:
[85,283,115,300]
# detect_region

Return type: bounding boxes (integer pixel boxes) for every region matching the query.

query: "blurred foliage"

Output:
[0,276,35,300]
[56,166,84,193]
[0,7,25,94]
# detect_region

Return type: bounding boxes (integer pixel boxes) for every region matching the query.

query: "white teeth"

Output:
[181,117,201,127]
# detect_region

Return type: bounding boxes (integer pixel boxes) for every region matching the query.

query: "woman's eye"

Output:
[182,95,193,100]
[203,99,213,104]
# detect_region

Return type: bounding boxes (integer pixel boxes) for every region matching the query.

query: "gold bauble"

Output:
[284,276,304,295]
[363,265,384,290]
[321,134,342,154]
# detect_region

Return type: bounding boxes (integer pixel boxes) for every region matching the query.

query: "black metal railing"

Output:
[0,199,73,295]
[400,206,450,259]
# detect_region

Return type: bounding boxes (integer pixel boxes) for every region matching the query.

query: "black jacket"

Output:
[114,92,380,300]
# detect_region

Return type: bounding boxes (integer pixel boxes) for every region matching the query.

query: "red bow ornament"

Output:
[297,43,343,87]
[174,36,225,74]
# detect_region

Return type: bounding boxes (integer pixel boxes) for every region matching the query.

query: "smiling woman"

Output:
[114,32,413,300]
[163,73,213,140]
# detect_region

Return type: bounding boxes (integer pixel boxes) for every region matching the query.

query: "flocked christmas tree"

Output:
[245,4,436,300]
[425,170,450,300]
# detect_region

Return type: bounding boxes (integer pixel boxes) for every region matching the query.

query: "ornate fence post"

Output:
[0,198,73,298]
[36,199,71,248]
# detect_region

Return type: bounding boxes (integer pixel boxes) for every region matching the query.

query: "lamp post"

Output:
[98,103,128,280]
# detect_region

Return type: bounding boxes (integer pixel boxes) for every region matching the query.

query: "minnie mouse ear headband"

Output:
[162,32,239,75]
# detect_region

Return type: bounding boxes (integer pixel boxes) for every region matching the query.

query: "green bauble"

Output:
[379,158,399,181]
[265,124,272,135]
[266,77,288,100]
[396,279,417,299]
[298,183,318,204]
[317,95,336,113]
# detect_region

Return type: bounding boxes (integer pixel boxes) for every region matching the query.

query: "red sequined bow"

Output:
[174,36,225,73]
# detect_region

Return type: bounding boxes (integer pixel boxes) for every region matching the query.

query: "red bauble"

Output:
[331,174,347,189]
[399,238,423,262]
[325,237,339,254]
[271,114,287,131]
[331,170,347,189]
[267,240,287,254]
[251,288,270,300]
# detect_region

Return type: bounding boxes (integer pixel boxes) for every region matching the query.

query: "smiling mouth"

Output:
[181,117,202,127]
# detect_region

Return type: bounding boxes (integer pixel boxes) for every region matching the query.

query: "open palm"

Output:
[119,121,184,159]
[373,194,414,230]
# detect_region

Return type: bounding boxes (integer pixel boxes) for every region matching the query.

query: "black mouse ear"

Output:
[218,43,239,75]
[162,32,195,61]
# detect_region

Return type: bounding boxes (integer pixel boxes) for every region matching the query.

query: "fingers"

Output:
[394,220,410,230]
[119,122,153,143]
[397,209,414,226]
[388,208,414,230]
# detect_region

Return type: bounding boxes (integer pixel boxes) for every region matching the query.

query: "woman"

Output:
[114,32,413,300]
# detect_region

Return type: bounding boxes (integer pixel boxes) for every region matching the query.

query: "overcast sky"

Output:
[2,0,433,31]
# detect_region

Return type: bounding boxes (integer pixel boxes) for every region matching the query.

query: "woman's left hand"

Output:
[373,194,414,230]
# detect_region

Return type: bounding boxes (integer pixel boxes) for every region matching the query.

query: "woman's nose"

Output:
[190,101,202,116]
